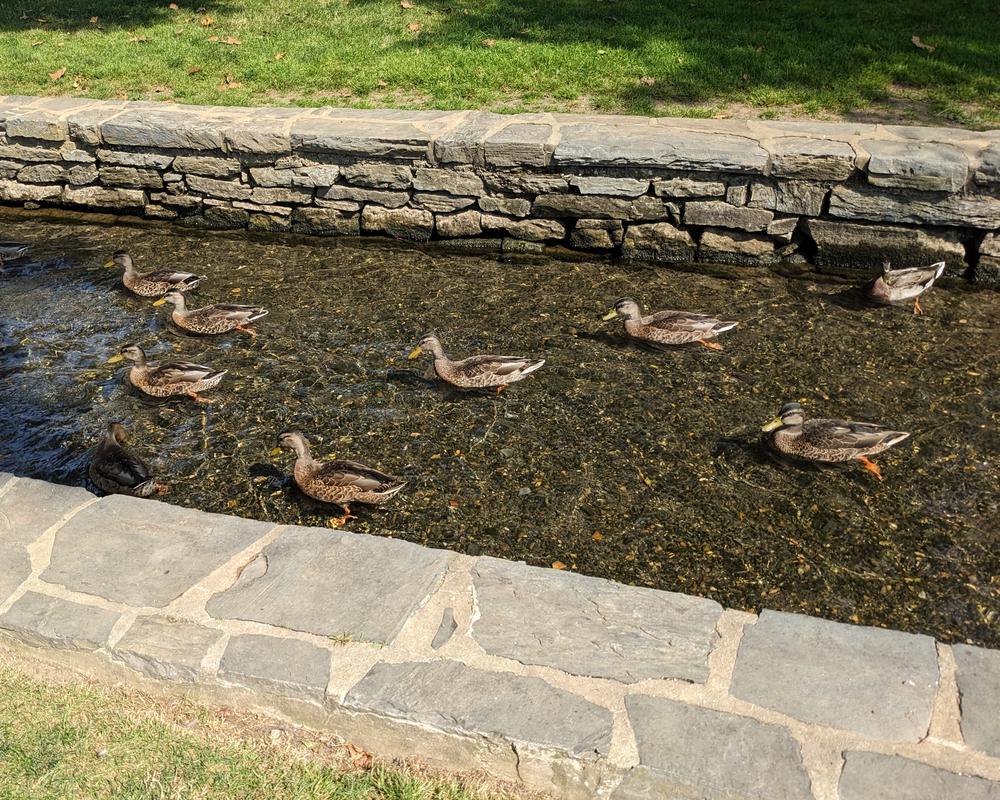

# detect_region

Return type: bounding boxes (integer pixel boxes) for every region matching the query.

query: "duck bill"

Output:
[760,417,784,432]
[601,309,619,321]
[102,260,114,268]
[106,354,124,364]
[269,447,283,456]
[406,345,423,360]
[151,297,167,307]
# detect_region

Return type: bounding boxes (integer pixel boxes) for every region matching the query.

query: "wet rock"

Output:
[698,229,779,265]
[478,196,531,216]
[203,205,251,229]
[172,155,241,179]
[344,660,613,756]
[952,644,1000,757]
[249,213,291,232]
[341,162,413,190]
[730,610,939,740]
[863,140,968,192]
[413,167,484,196]
[144,204,178,219]
[622,222,695,262]
[804,218,966,272]
[501,238,545,252]
[291,207,360,235]
[435,210,482,238]
[484,123,552,167]
[683,200,773,231]
[113,617,222,682]
[219,634,330,703]
[829,184,1000,228]
[568,176,648,197]
[362,205,434,241]
[838,752,999,800]
[0,591,119,652]
[62,185,145,208]
[768,136,856,180]
[622,695,813,800]
[151,192,202,209]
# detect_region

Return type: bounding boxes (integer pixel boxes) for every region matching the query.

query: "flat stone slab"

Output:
[290,117,432,159]
[953,644,1000,758]
[863,139,969,192]
[207,526,449,644]
[112,616,222,682]
[471,557,721,683]
[0,543,30,605]
[554,124,769,173]
[0,477,94,546]
[219,634,330,703]
[838,752,1000,800]
[624,695,813,799]
[345,660,613,757]
[0,591,118,651]
[42,495,273,608]
[730,610,938,741]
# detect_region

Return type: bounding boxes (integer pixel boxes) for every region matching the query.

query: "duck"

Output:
[406,333,545,393]
[761,402,911,480]
[107,251,205,298]
[276,431,407,525]
[154,290,268,337]
[602,298,738,350]
[88,422,169,497]
[865,260,946,315]
[0,241,31,265]
[108,344,226,403]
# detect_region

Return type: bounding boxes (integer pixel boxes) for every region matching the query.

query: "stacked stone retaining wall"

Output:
[1,96,999,281]
[1,474,999,799]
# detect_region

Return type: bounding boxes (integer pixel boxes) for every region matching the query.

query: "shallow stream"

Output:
[1,217,997,646]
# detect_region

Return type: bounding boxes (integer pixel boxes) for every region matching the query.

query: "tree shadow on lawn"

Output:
[0,0,237,31]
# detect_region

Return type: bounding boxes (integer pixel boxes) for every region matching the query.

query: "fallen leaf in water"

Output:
[448,499,459,508]
[274,51,286,60]
[592,531,604,541]
[552,561,567,570]
[911,35,935,52]
[200,15,213,26]
[483,38,496,47]
[639,75,655,86]
[407,21,421,31]
[187,65,202,74]
[49,66,66,81]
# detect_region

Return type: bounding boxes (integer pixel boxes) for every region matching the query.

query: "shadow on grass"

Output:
[0,0,236,31]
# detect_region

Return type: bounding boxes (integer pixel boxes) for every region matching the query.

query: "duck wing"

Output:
[453,354,543,378]
[147,361,222,386]
[643,310,737,334]
[884,262,945,290]
[142,269,205,287]
[206,303,269,322]
[92,442,152,489]
[311,459,402,492]
[803,418,909,450]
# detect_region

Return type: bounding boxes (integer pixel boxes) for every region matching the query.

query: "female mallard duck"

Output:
[277,431,407,525]
[109,344,226,403]
[865,260,945,315]
[761,402,910,480]
[89,422,169,497]
[107,251,205,298]
[406,333,545,393]
[602,298,738,350]
[154,290,268,337]
[0,241,30,265]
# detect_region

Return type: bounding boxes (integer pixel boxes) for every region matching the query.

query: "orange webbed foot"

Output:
[912,298,922,315]
[329,506,359,528]
[235,325,258,338]
[495,384,509,395]
[858,456,883,481]
[699,339,723,351]
[187,391,213,404]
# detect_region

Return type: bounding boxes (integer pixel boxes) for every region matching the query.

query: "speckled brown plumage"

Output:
[88,422,168,497]
[159,290,268,336]
[866,261,945,314]
[605,298,738,348]
[113,251,205,297]
[117,344,226,401]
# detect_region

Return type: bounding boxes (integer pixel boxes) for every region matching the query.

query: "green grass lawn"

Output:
[0,657,523,800]
[0,0,998,126]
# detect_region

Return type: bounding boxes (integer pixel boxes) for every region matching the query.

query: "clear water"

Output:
[1,216,997,646]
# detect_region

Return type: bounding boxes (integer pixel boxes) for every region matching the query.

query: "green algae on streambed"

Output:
[1,218,997,647]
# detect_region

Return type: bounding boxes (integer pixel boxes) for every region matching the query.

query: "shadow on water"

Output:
[1,217,998,647]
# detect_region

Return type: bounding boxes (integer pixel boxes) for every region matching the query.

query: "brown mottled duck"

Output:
[154,290,268,336]
[761,402,911,480]
[602,298,738,350]
[109,344,226,403]
[277,431,407,525]
[406,333,545,393]
[865,261,946,315]
[107,251,205,298]
[88,422,169,497]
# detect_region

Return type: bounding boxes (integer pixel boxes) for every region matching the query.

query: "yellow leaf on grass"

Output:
[222,36,241,45]
[911,35,935,52]
[400,0,415,7]
[639,76,655,86]
[274,52,286,60]
[483,38,496,47]
[89,15,98,24]
[407,21,421,32]
[200,15,213,26]
[169,2,179,9]
[49,66,66,81]
[187,65,202,74]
